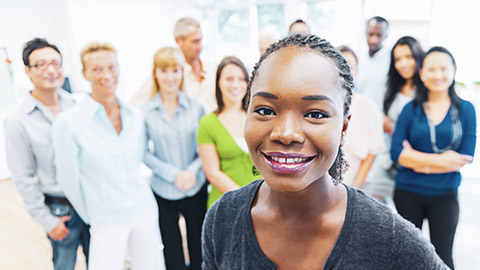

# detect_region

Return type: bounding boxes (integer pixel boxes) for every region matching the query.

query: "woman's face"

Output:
[155,66,182,94]
[219,64,247,106]
[420,51,455,93]
[393,45,416,80]
[245,47,349,192]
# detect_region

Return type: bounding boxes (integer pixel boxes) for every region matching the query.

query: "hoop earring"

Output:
[252,165,260,176]
[328,148,349,186]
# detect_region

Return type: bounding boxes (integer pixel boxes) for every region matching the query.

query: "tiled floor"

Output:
[1,177,479,269]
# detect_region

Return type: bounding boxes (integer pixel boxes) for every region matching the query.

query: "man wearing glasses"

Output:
[4,38,90,270]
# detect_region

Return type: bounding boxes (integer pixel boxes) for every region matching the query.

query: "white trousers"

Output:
[88,205,166,270]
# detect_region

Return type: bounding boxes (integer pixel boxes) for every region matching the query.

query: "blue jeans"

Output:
[47,203,90,270]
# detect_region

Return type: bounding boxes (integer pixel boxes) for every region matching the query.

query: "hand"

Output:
[174,171,196,192]
[402,140,412,150]
[383,115,395,135]
[439,150,473,171]
[415,150,473,174]
[48,216,70,241]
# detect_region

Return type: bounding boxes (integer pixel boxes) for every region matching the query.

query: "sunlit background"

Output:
[0,0,479,268]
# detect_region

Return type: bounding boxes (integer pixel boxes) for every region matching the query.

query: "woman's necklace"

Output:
[423,102,463,153]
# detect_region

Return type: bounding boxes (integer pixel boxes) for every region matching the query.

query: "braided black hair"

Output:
[246,34,354,183]
[246,34,353,116]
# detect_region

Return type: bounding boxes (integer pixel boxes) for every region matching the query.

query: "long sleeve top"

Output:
[4,90,75,232]
[390,99,477,196]
[142,92,206,200]
[203,180,448,269]
[52,94,155,224]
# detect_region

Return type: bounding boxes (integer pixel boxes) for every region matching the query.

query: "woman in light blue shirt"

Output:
[53,43,165,270]
[142,47,206,270]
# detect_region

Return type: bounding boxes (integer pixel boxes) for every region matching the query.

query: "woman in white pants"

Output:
[53,42,165,270]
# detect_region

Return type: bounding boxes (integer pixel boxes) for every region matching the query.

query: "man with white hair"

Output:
[174,17,216,112]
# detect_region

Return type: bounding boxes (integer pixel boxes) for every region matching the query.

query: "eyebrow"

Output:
[252,92,335,103]
[301,95,334,103]
[252,91,278,99]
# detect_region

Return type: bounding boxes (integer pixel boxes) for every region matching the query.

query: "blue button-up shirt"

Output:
[4,90,75,231]
[142,92,206,200]
[52,94,155,224]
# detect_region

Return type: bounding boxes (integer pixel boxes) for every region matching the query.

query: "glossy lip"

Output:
[262,152,316,174]
[399,68,413,75]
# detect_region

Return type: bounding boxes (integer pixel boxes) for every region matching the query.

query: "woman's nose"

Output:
[269,115,305,145]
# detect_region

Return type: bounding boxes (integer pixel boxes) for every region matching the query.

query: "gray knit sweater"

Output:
[202,180,449,269]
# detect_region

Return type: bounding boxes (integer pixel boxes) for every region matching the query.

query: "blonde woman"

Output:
[142,47,206,270]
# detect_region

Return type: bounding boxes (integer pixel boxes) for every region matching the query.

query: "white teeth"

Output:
[271,156,309,163]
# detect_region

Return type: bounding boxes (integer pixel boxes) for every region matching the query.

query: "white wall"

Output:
[1,0,479,179]
[0,0,200,179]
[62,0,201,99]
[0,0,200,102]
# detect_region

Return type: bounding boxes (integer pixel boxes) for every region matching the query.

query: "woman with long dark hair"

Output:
[197,56,261,207]
[365,36,424,202]
[391,46,477,269]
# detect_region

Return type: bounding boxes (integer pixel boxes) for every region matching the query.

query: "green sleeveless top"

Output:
[197,113,259,207]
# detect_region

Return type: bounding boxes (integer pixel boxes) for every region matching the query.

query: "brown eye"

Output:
[304,111,328,119]
[254,107,275,116]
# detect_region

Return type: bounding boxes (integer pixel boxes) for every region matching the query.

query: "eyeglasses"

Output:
[29,60,62,71]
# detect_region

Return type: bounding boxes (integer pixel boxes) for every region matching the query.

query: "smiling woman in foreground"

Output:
[201,35,448,270]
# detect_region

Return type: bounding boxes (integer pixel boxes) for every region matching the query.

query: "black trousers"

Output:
[394,188,459,269]
[154,184,208,270]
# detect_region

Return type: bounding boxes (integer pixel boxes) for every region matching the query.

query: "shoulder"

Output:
[200,59,215,74]
[204,180,262,232]
[342,188,447,269]
[58,102,82,122]
[397,101,418,118]
[203,180,266,269]
[54,98,91,130]
[138,98,154,113]
[122,100,143,119]
[58,89,75,103]
[54,109,76,131]
[182,93,205,113]
[459,99,476,115]
[348,187,395,226]
[353,94,381,116]
[390,212,448,269]
[207,180,262,218]
[203,180,261,251]
[402,100,415,111]
[4,108,27,135]
[343,188,401,252]
[199,112,217,126]
[4,106,25,124]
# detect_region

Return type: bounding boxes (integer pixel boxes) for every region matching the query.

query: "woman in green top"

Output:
[197,56,260,207]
